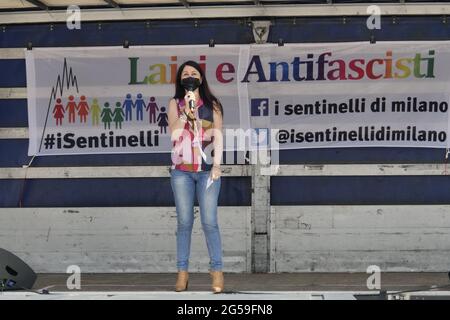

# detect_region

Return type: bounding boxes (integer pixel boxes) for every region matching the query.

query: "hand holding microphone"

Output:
[181,76,201,118]
[184,91,196,118]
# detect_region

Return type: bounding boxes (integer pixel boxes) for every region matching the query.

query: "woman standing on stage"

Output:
[168,60,224,293]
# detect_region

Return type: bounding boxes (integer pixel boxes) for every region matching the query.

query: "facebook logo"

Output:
[251,98,269,116]
[251,128,269,147]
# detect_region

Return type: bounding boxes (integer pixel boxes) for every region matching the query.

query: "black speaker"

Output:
[0,248,37,291]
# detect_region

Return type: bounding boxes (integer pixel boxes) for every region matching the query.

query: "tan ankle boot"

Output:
[210,271,224,293]
[175,271,189,292]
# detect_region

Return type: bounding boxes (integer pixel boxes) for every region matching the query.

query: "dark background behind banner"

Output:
[1,16,450,206]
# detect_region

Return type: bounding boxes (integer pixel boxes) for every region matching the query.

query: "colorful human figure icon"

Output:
[146,96,159,124]
[122,93,134,121]
[101,102,113,130]
[91,98,101,126]
[135,93,146,121]
[77,95,90,123]
[113,102,125,129]
[65,95,78,123]
[53,98,65,126]
[156,106,169,134]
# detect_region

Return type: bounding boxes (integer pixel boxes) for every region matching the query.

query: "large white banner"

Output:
[26,42,450,155]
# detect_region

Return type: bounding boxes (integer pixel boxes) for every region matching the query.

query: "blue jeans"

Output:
[170,168,222,271]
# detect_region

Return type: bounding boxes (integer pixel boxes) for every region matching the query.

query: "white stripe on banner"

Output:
[0,165,250,179]
[0,164,444,179]
[0,88,27,99]
[25,48,38,154]
[25,42,450,156]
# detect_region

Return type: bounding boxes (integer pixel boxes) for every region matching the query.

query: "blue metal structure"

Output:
[1,14,450,208]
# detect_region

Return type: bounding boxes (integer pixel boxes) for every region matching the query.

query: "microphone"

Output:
[187,91,196,113]
[181,77,201,114]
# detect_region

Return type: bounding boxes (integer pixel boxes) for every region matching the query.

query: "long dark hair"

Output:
[174,60,223,116]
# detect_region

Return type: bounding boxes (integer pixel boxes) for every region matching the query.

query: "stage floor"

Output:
[31,272,450,292]
[0,273,449,300]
